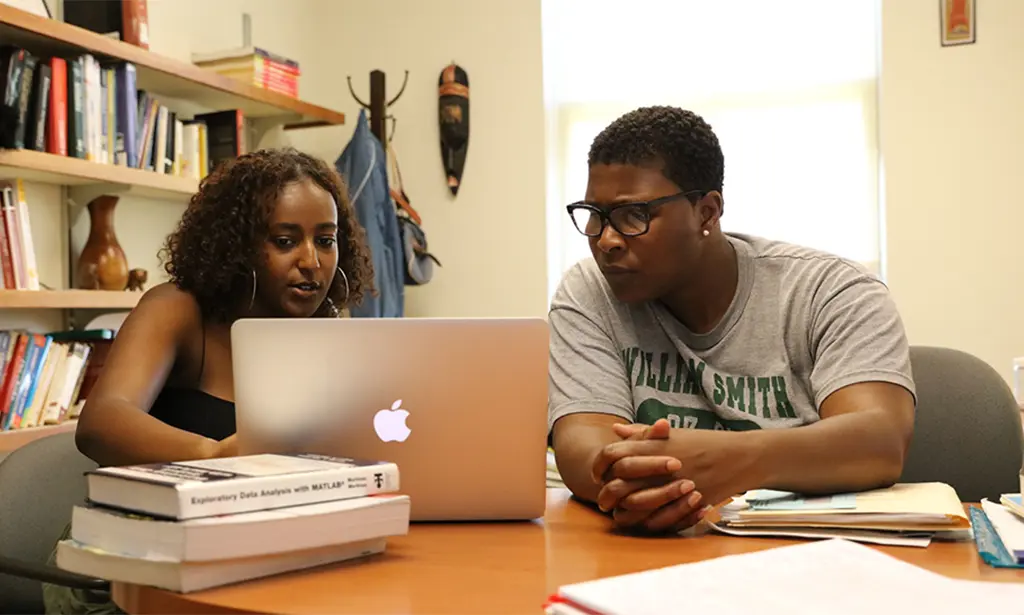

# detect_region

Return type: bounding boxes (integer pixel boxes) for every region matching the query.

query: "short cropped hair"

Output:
[588,105,725,193]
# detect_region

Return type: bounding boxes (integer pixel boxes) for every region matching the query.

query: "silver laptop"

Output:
[231,317,549,522]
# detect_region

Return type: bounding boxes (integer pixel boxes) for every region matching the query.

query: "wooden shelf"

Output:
[0,4,344,129]
[0,420,77,453]
[0,290,141,309]
[0,149,198,199]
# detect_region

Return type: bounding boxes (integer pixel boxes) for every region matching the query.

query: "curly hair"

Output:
[160,148,375,322]
[588,106,725,194]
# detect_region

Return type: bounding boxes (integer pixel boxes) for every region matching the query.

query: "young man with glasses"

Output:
[548,106,916,534]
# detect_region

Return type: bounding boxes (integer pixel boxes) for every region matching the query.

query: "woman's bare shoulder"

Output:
[136,282,198,306]
[127,282,203,329]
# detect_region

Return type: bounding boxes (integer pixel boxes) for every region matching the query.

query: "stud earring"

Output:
[249,269,257,311]
[336,266,350,304]
[702,229,710,237]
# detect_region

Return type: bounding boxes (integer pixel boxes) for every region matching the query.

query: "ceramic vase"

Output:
[76,195,129,291]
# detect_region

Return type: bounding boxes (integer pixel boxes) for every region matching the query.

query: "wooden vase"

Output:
[76,195,129,291]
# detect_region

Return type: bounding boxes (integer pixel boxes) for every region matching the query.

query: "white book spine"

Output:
[89,459,401,520]
[173,463,400,519]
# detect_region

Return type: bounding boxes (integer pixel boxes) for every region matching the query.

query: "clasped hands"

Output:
[591,419,714,534]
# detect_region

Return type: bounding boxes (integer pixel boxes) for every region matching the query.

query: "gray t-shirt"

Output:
[548,233,916,434]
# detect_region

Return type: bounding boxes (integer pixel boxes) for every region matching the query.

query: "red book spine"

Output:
[260,75,298,98]
[0,335,27,429]
[121,0,150,49]
[259,58,300,77]
[0,206,15,290]
[234,110,245,156]
[47,57,68,156]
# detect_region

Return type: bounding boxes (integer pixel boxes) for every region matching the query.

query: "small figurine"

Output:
[125,268,148,291]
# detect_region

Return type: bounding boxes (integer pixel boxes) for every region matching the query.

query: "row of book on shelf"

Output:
[0,179,38,291]
[0,328,113,432]
[1,44,246,180]
[56,451,408,593]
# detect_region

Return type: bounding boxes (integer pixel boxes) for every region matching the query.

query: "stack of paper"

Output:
[545,538,1024,615]
[710,482,971,547]
[970,496,1024,568]
[1000,493,1024,519]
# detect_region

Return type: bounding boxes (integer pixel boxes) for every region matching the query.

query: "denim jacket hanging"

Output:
[335,109,405,318]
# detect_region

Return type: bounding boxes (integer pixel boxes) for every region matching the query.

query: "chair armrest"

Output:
[0,555,109,591]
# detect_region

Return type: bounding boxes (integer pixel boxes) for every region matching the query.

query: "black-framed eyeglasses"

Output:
[565,190,706,238]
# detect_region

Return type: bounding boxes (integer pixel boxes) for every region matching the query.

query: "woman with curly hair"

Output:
[41,148,374,614]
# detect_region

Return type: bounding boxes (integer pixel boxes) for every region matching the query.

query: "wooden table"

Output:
[113,488,1024,614]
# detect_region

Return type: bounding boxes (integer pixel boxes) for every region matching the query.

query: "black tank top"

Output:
[148,322,235,441]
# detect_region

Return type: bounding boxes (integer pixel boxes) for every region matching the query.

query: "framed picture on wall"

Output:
[940,0,976,46]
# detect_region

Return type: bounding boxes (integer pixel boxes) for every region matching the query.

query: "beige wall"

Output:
[317,0,548,318]
[881,0,1023,387]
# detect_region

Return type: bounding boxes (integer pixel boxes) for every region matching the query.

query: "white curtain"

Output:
[542,0,881,302]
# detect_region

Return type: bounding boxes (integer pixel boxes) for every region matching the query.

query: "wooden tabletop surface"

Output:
[112,488,1024,614]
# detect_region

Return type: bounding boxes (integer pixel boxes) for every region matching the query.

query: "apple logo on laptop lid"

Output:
[374,399,411,442]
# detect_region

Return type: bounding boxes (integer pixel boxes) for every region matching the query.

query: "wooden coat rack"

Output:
[346,69,409,143]
[345,69,421,225]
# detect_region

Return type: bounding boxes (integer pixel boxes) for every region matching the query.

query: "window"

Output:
[542,0,881,302]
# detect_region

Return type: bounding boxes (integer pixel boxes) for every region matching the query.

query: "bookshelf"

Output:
[0,3,347,313]
[0,149,197,198]
[0,4,344,128]
[0,5,349,448]
[0,290,140,309]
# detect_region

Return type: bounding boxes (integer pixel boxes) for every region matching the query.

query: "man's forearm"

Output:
[551,416,627,503]
[554,447,603,504]
[736,408,908,495]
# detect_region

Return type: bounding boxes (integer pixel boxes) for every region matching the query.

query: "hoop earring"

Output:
[249,269,257,311]
[336,266,350,305]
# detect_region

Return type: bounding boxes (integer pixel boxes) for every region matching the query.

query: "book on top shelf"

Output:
[192,46,300,99]
[63,0,150,50]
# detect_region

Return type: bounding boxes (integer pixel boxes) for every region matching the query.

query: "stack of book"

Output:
[709,482,971,547]
[1,44,243,181]
[191,46,300,99]
[55,452,409,592]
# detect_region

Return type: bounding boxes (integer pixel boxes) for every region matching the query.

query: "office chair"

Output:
[900,345,1024,503]
[0,430,108,614]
